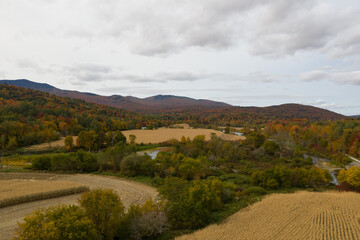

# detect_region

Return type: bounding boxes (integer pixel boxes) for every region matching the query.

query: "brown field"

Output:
[25,136,78,150]
[0,173,158,240]
[0,180,88,208]
[169,123,192,129]
[122,128,245,144]
[177,191,360,240]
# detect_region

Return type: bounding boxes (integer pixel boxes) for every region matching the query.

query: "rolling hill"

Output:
[0,79,230,112]
[0,79,344,121]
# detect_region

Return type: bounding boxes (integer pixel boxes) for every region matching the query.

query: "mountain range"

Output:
[0,79,230,112]
[0,79,345,121]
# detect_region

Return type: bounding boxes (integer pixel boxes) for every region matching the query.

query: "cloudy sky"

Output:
[1,0,360,115]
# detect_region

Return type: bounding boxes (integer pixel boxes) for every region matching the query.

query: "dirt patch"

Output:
[0,173,157,239]
[122,128,245,144]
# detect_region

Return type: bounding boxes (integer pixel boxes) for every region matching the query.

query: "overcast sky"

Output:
[1,0,360,115]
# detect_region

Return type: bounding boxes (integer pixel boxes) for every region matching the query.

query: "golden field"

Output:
[177,191,360,240]
[121,128,245,144]
[0,180,88,208]
[25,136,78,150]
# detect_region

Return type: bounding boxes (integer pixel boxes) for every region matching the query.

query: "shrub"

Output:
[167,179,222,229]
[241,186,267,196]
[79,188,125,240]
[14,205,99,240]
[31,156,51,170]
[128,199,169,240]
[120,153,142,177]
[338,166,360,190]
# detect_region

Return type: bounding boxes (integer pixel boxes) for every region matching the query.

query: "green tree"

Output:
[177,157,206,180]
[78,130,97,151]
[247,133,265,149]
[0,135,5,169]
[120,153,142,177]
[263,141,280,156]
[129,134,136,144]
[64,135,73,151]
[14,205,99,240]
[79,188,125,240]
[167,180,222,229]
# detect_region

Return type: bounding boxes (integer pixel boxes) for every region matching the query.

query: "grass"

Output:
[135,144,160,151]
[0,180,89,208]
[93,172,155,187]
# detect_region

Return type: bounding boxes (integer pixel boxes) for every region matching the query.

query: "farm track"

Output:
[0,173,157,240]
[177,191,360,240]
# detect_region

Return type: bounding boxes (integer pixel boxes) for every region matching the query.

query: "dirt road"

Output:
[0,173,157,239]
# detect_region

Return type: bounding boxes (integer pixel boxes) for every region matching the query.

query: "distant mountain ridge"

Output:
[0,79,345,121]
[0,79,230,112]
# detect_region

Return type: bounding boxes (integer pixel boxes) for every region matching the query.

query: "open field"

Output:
[24,136,78,150]
[0,173,157,240]
[0,180,88,208]
[122,128,245,144]
[177,191,360,240]
[170,123,193,129]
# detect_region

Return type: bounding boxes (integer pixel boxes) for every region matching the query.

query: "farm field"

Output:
[177,191,360,240]
[0,173,157,240]
[121,128,245,144]
[24,136,78,150]
[0,180,88,208]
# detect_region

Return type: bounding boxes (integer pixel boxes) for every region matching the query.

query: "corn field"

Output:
[177,191,360,240]
[0,180,88,208]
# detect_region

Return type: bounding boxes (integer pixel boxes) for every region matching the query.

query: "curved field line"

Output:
[177,191,360,240]
[0,173,157,240]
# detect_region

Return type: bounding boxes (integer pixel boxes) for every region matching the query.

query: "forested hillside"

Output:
[0,84,146,149]
[0,80,345,122]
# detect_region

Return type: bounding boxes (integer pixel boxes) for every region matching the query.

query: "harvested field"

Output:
[25,136,78,150]
[0,180,88,208]
[177,191,360,240]
[169,123,192,129]
[122,128,245,144]
[0,173,157,240]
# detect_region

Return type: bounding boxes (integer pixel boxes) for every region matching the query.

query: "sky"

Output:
[0,0,360,115]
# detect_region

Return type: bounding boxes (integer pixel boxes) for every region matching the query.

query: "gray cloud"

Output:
[60,0,360,58]
[3,1,360,59]
[301,70,360,85]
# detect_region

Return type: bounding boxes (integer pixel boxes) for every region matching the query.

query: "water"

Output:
[330,171,339,185]
[148,150,160,159]
[232,132,244,136]
[304,154,339,185]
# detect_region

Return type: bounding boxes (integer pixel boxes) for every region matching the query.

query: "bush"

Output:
[79,188,125,240]
[31,156,51,170]
[241,186,267,196]
[338,166,360,190]
[128,199,169,240]
[74,150,98,172]
[167,179,222,229]
[120,153,142,177]
[14,205,99,240]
